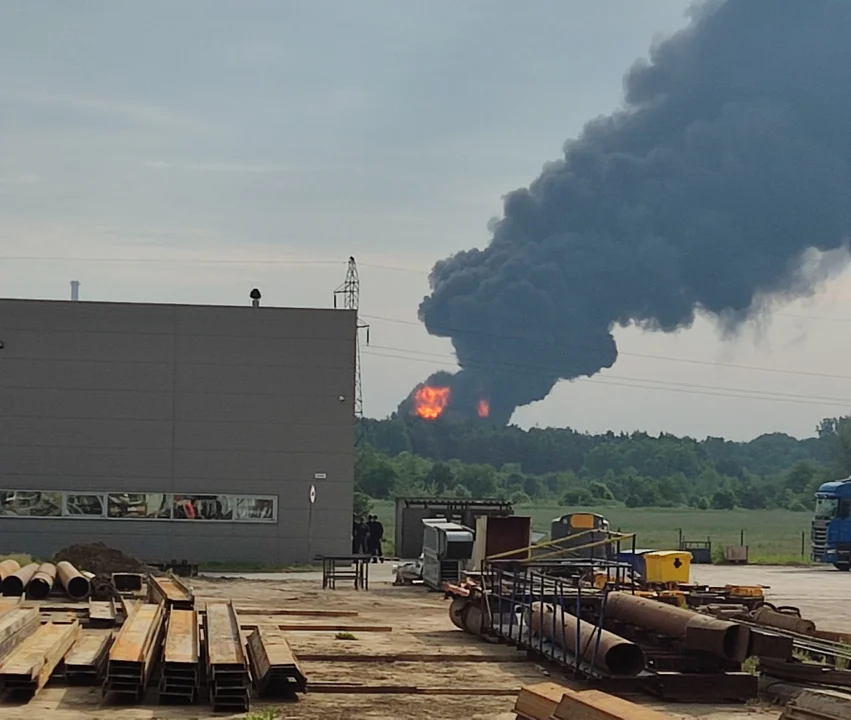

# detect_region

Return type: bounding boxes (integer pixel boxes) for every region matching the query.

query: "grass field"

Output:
[370,500,814,564]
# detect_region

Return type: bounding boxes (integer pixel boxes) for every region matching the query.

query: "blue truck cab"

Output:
[811,476,851,570]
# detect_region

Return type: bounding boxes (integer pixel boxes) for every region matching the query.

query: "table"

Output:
[318,555,371,590]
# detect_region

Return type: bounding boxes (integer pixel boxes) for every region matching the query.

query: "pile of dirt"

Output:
[53,541,148,575]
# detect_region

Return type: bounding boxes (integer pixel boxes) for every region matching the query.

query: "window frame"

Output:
[0,490,278,524]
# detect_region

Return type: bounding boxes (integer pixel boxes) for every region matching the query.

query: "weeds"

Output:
[244,709,280,720]
[335,631,358,640]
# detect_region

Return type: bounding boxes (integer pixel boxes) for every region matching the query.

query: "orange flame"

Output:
[414,385,451,420]
[477,398,490,418]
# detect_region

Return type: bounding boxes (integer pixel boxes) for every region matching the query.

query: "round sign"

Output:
[309,484,316,504]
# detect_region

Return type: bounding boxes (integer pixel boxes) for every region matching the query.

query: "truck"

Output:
[810,476,851,570]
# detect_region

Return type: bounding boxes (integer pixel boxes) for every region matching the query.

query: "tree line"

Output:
[354,416,851,511]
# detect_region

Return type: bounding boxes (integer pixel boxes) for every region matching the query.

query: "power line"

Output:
[362,348,851,409]
[362,313,851,382]
[365,343,851,403]
[0,255,343,267]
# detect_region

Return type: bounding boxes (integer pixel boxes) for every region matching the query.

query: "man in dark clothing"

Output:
[367,514,385,563]
[354,517,370,556]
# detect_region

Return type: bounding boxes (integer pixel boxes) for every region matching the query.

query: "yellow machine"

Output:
[643,550,691,585]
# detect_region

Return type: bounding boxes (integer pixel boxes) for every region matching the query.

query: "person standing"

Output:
[355,517,370,555]
[368,514,385,563]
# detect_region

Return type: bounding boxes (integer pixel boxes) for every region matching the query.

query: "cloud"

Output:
[0,173,41,185]
[137,160,295,175]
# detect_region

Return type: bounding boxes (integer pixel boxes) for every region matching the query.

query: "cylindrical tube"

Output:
[0,559,21,582]
[56,561,90,600]
[752,606,816,635]
[606,592,749,661]
[527,602,645,676]
[26,562,57,600]
[2,563,39,596]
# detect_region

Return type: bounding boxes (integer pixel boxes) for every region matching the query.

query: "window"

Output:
[235,496,276,520]
[108,493,172,519]
[173,494,234,520]
[0,490,277,523]
[64,493,106,517]
[0,491,62,517]
[815,496,839,519]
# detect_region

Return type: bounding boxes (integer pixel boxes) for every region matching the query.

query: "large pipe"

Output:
[527,602,645,676]
[2,563,39,596]
[606,592,749,662]
[751,606,816,635]
[0,559,21,582]
[26,562,57,600]
[56,561,90,600]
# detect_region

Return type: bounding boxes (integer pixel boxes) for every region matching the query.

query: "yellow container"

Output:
[725,584,764,598]
[643,550,691,584]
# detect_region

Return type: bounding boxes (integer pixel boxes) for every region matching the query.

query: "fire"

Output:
[414,385,451,420]
[477,398,490,418]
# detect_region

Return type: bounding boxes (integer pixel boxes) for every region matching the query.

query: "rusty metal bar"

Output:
[105,601,166,700]
[26,562,57,600]
[751,606,816,635]
[0,620,81,697]
[606,591,750,661]
[88,598,117,628]
[159,608,200,703]
[56,561,90,600]
[246,626,307,697]
[149,575,194,610]
[2,563,39,597]
[205,601,250,712]
[527,602,645,676]
[64,632,113,684]
[553,688,676,719]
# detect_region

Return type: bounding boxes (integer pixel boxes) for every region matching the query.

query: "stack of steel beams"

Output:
[149,576,194,611]
[0,621,80,697]
[158,609,200,703]
[205,602,250,712]
[246,626,307,697]
[104,602,165,700]
[64,632,113,684]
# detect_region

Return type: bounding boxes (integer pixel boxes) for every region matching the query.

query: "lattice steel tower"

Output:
[334,257,370,435]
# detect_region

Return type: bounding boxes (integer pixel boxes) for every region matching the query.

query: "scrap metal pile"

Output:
[0,551,307,711]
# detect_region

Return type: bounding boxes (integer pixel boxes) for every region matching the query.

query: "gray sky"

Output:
[2,0,850,441]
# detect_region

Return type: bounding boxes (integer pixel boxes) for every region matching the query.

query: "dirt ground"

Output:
[7,563,849,720]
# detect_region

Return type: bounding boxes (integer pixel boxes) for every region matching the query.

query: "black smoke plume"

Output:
[408,0,851,423]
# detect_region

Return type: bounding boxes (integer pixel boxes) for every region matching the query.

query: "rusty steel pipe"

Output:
[2,562,39,596]
[0,559,21,582]
[606,592,749,662]
[751,606,816,635]
[527,602,645,676]
[56,561,90,600]
[26,562,57,600]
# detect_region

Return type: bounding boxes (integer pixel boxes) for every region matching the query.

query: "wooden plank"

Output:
[308,683,520,695]
[0,607,40,660]
[234,607,358,617]
[240,623,392,633]
[299,652,522,663]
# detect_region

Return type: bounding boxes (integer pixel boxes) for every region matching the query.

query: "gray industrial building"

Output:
[0,297,356,565]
